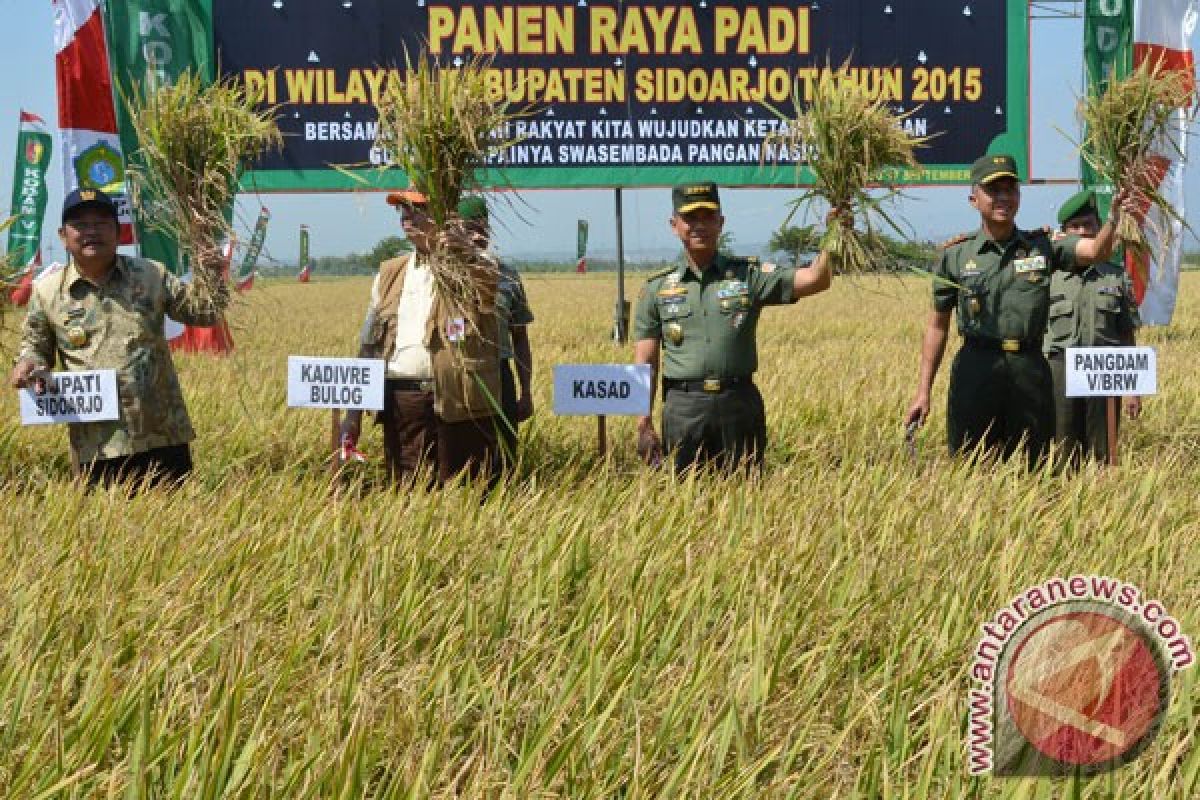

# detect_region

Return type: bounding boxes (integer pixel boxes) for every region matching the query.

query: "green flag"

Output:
[576,220,589,261]
[240,206,270,278]
[1082,0,1134,219]
[103,0,215,275]
[6,111,53,272]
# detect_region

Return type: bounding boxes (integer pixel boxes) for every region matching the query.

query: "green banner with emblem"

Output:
[104,0,215,275]
[239,206,270,278]
[576,220,588,262]
[1082,0,1134,219]
[6,111,53,272]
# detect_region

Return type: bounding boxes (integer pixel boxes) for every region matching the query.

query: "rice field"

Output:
[0,272,1197,798]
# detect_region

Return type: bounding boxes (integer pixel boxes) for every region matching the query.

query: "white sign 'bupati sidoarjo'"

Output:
[18,369,120,425]
[553,364,653,416]
[287,357,385,410]
[1065,347,1157,398]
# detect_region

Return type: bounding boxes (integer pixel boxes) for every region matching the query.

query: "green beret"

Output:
[1057,189,1099,225]
[457,195,488,221]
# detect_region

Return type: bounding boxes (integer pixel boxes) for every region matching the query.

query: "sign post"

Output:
[1064,347,1157,466]
[553,364,653,457]
[287,356,385,477]
[18,370,120,425]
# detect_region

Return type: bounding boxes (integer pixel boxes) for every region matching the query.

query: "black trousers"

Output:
[1049,353,1117,465]
[82,444,193,489]
[947,347,1053,468]
[498,358,519,468]
[661,383,767,473]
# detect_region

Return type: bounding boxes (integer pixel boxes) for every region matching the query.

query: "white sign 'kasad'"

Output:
[1065,347,1157,398]
[553,364,653,416]
[19,370,120,425]
[287,357,385,410]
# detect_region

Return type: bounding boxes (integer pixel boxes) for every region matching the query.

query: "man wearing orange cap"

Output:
[339,189,502,486]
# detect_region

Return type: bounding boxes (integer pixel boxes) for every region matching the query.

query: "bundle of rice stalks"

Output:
[765,66,932,274]
[1078,59,1195,257]
[125,70,281,308]
[373,52,526,311]
[0,215,18,326]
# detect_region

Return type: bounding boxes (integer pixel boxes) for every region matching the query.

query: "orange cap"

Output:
[385,189,427,207]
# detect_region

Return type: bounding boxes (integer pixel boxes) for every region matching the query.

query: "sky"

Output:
[2,1,1198,265]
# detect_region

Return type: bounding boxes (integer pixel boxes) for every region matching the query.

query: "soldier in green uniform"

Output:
[1044,190,1141,465]
[903,154,1127,466]
[633,182,832,472]
[458,195,535,469]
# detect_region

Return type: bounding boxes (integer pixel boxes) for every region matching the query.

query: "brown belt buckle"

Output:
[1001,339,1020,353]
[702,378,722,392]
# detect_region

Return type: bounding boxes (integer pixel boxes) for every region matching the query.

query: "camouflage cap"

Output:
[672,182,721,214]
[970,154,1019,186]
[62,187,118,224]
[1057,189,1099,225]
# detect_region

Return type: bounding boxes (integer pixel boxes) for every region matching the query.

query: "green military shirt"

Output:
[18,255,228,463]
[632,253,797,380]
[933,228,1082,342]
[1043,261,1139,354]
[497,263,534,361]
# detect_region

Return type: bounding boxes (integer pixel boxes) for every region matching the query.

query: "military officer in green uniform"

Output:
[1044,189,1141,465]
[633,182,832,471]
[903,154,1128,466]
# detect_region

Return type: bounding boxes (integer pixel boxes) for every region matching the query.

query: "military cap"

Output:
[672,182,721,214]
[62,187,118,224]
[385,188,428,208]
[457,195,488,221]
[969,154,1019,186]
[1056,189,1099,225]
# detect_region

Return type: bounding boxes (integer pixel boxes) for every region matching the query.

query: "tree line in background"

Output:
[255,227,1200,276]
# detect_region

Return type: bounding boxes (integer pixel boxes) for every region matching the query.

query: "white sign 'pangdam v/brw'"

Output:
[1065,346,1158,397]
[287,357,385,410]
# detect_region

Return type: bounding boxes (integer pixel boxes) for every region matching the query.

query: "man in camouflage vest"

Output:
[903,154,1129,467]
[632,182,833,472]
[1044,190,1142,465]
[10,188,229,487]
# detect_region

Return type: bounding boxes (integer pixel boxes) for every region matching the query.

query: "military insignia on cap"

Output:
[685,186,708,195]
[80,189,96,201]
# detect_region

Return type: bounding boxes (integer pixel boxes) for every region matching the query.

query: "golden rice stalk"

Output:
[1078,59,1195,260]
[125,71,281,308]
[765,64,932,274]
[373,51,527,312]
[1,215,19,325]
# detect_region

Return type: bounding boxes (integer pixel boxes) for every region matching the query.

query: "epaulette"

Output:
[938,232,972,250]
[645,266,676,281]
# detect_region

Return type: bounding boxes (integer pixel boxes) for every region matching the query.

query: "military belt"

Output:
[386,378,435,392]
[663,377,753,394]
[962,337,1039,354]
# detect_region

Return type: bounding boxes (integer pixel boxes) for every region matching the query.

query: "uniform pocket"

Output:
[1093,295,1123,344]
[1047,299,1074,341]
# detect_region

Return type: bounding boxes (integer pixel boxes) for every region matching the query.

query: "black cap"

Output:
[969,154,1019,186]
[672,182,721,214]
[1057,189,1099,225]
[62,187,118,225]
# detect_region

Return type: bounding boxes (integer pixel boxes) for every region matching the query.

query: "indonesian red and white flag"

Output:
[1128,0,1197,325]
[53,0,134,244]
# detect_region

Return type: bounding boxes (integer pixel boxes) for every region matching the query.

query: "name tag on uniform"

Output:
[1012,255,1046,274]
